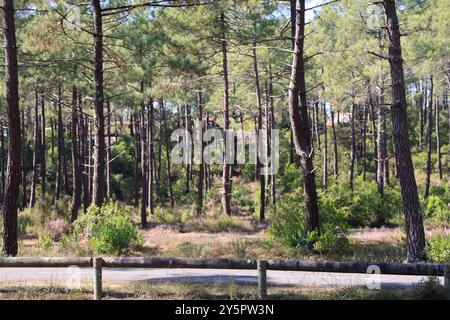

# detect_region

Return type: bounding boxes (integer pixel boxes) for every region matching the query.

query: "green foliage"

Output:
[72,203,143,255]
[268,188,349,253]
[153,206,179,225]
[323,177,402,227]
[421,185,450,223]
[36,232,53,250]
[425,232,450,263]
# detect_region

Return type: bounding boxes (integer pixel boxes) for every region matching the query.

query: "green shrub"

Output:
[268,188,349,253]
[411,277,449,300]
[153,206,180,225]
[36,232,53,250]
[425,232,450,263]
[72,203,143,255]
[322,177,402,227]
[422,195,450,222]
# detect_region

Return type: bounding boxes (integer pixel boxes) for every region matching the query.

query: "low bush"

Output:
[72,203,143,255]
[268,188,349,253]
[425,232,450,263]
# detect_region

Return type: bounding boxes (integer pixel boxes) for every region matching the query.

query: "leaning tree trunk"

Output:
[424,75,433,198]
[1,0,22,256]
[70,87,81,222]
[92,0,106,207]
[288,0,320,244]
[79,92,89,212]
[383,0,425,262]
[220,12,232,216]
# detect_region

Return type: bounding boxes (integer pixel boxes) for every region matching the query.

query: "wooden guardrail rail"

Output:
[0,257,449,300]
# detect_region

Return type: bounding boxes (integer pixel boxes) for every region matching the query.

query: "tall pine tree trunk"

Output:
[435,97,442,182]
[323,102,328,188]
[92,0,106,207]
[196,91,204,215]
[383,0,425,262]
[349,101,356,191]
[331,108,339,179]
[288,0,320,245]
[29,90,40,208]
[424,75,433,198]
[40,92,46,202]
[1,0,22,256]
[161,99,174,208]
[70,88,81,222]
[220,12,231,216]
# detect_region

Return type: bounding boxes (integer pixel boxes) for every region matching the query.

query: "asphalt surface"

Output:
[0,267,443,289]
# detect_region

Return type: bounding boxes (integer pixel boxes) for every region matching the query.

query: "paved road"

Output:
[0,268,443,289]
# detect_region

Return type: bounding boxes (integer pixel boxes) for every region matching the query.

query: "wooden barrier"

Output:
[0,257,448,300]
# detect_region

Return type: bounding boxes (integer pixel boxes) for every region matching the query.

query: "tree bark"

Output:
[55,84,65,200]
[383,0,425,262]
[106,99,112,202]
[424,75,433,198]
[269,65,276,204]
[92,0,106,207]
[288,0,320,244]
[349,101,356,191]
[40,92,46,202]
[2,0,22,256]
[147,97,154,216]
[161,99,174,208]
[435,96,442,182]
[140,86,148,228]
[220,12,232,216]
[196,91,204,215]
[331,108,339,179]
[252,37,265,221]
[29,90,40,208]
[70,88,81,222]
[322,101,328,188]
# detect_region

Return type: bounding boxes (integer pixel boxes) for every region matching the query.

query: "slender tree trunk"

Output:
[368,87,378,169]
[29,90,40,208]
[79,92,89,212]
[424,75,433,198]
[184,104,190,193]
[161,99,174,208]
[377,101,386,197]
[323,101,328,188]
[252,37,265,221]
[220,12,231,216]
[92,0,106,207]
[106,99,112,202]
[314,100,321,151]
[288,0,320,244]
[148,97,154,216]
[362,104,367,181]
[0,122,4,202]
[349,101,356,191]
[1,0,22,256]
[70,87,81,222]
[383,0,425,262]
[55,84,64,200]
[133,114,140,208]
[21,109,28,208]
[140,84,148,228]
[40,92,46,202]
[196,91,204,215]
[331,109,338,179]
[269,65,276,204]
[435,97,442,182]
[417,82,424,149]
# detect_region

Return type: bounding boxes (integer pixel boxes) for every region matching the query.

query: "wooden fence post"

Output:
[257,260,267,300]
[444,266,450,296]
[93,257,103,300]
